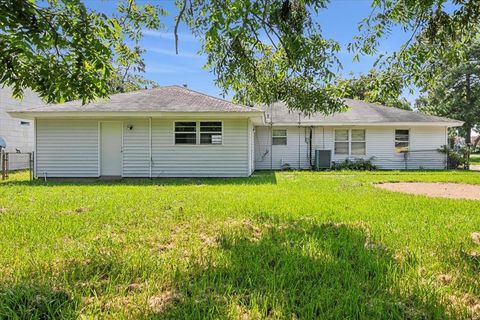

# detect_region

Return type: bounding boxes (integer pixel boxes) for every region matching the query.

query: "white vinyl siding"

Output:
[255,126,310,170]
[36,119,98,177]
[255,125,447,170]
[122,119,150,177]
[152,118,249,177]
[35,118,251,178]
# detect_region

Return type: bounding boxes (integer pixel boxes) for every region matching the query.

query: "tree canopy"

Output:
[416,44,480,144]
[336,70,411,110]
[2,0,480,114]
[0,0,164,103]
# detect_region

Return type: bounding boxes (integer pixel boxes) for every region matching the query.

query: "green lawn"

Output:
[0,171,479,319]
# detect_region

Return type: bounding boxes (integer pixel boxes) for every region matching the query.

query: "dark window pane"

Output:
[200,126,222,132]
[200,121,221,127]
[175,126,196,132]
[272,137,287,145]
[175,122,196,127]
[175,133,196,144]
[200,133,222,144]
[175,122,196,133]
[395,130,409,142]
[200,122,222,133]
[272,129,287,137]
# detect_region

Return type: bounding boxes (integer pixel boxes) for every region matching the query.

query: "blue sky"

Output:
[86,0,415,102]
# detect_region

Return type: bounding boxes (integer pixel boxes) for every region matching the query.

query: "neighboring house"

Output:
[8,86,462,178]
[0,87,42,169]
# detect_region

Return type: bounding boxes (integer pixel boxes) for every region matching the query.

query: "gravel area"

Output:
[375,182,480,200]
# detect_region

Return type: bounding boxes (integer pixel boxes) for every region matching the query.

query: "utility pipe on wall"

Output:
[149,117,152,179]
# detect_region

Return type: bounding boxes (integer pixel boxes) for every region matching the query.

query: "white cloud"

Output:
[142,29,198,43]
[148,47,203,59]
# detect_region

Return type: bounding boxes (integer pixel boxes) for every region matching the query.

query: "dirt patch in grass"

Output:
[375,182,480,200]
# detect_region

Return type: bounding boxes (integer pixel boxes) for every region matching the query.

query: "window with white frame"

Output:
[174,122,197,144]
[334,129,349,155]
[272,129,287,145]
[200,121,222,145]
[351,129,366,155]
[395,129,409,153]
[174,121,223,145]
[334,129,366,156]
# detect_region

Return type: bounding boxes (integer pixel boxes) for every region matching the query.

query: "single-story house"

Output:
[8,86,463,178]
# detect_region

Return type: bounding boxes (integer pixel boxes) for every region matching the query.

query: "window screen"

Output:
[395,129,409,153]
[272,129,287,145]
[334,129,349,155]
[200,122,222,145]
[351,129,366,155]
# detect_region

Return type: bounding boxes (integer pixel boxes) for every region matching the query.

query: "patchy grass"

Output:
[0,170,479,319]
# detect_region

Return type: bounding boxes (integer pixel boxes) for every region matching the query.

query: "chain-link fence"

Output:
[1,151,34,180]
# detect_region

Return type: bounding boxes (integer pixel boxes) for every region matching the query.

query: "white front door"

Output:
[100,122,122,176]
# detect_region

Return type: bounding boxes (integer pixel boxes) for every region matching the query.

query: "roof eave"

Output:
[7,110,265,120]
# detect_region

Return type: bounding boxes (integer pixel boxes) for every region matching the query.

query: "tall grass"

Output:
[0,170,479,319]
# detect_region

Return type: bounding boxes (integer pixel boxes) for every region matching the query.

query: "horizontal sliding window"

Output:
[174,121,223,145]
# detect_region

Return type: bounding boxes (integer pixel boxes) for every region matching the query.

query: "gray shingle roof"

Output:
[264,99,463,125]
[14,86,261,113]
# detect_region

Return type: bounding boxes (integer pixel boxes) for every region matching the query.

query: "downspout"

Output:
[298,113,301,169]
[445,126,449,169]
[323,127,325,149]
[34,117,37,179]
[309,127,313,168]
[149,117,152,179]
[270,104,273,170]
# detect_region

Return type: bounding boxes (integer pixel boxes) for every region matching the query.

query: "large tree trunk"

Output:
[465,124,472,145]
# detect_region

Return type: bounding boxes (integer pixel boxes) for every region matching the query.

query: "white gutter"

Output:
[263,121,464,127]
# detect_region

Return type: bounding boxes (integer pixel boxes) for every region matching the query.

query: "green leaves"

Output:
[336,70,412,110]
[182,0,345,114]
[0,0,164,104]
[416,43,480,143]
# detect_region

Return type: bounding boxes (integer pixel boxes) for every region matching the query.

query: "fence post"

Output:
[5,152,8,179]
[30,151,35,181]
[29,152,33,181]
[1,150,4,180]
[465,148,470,170]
